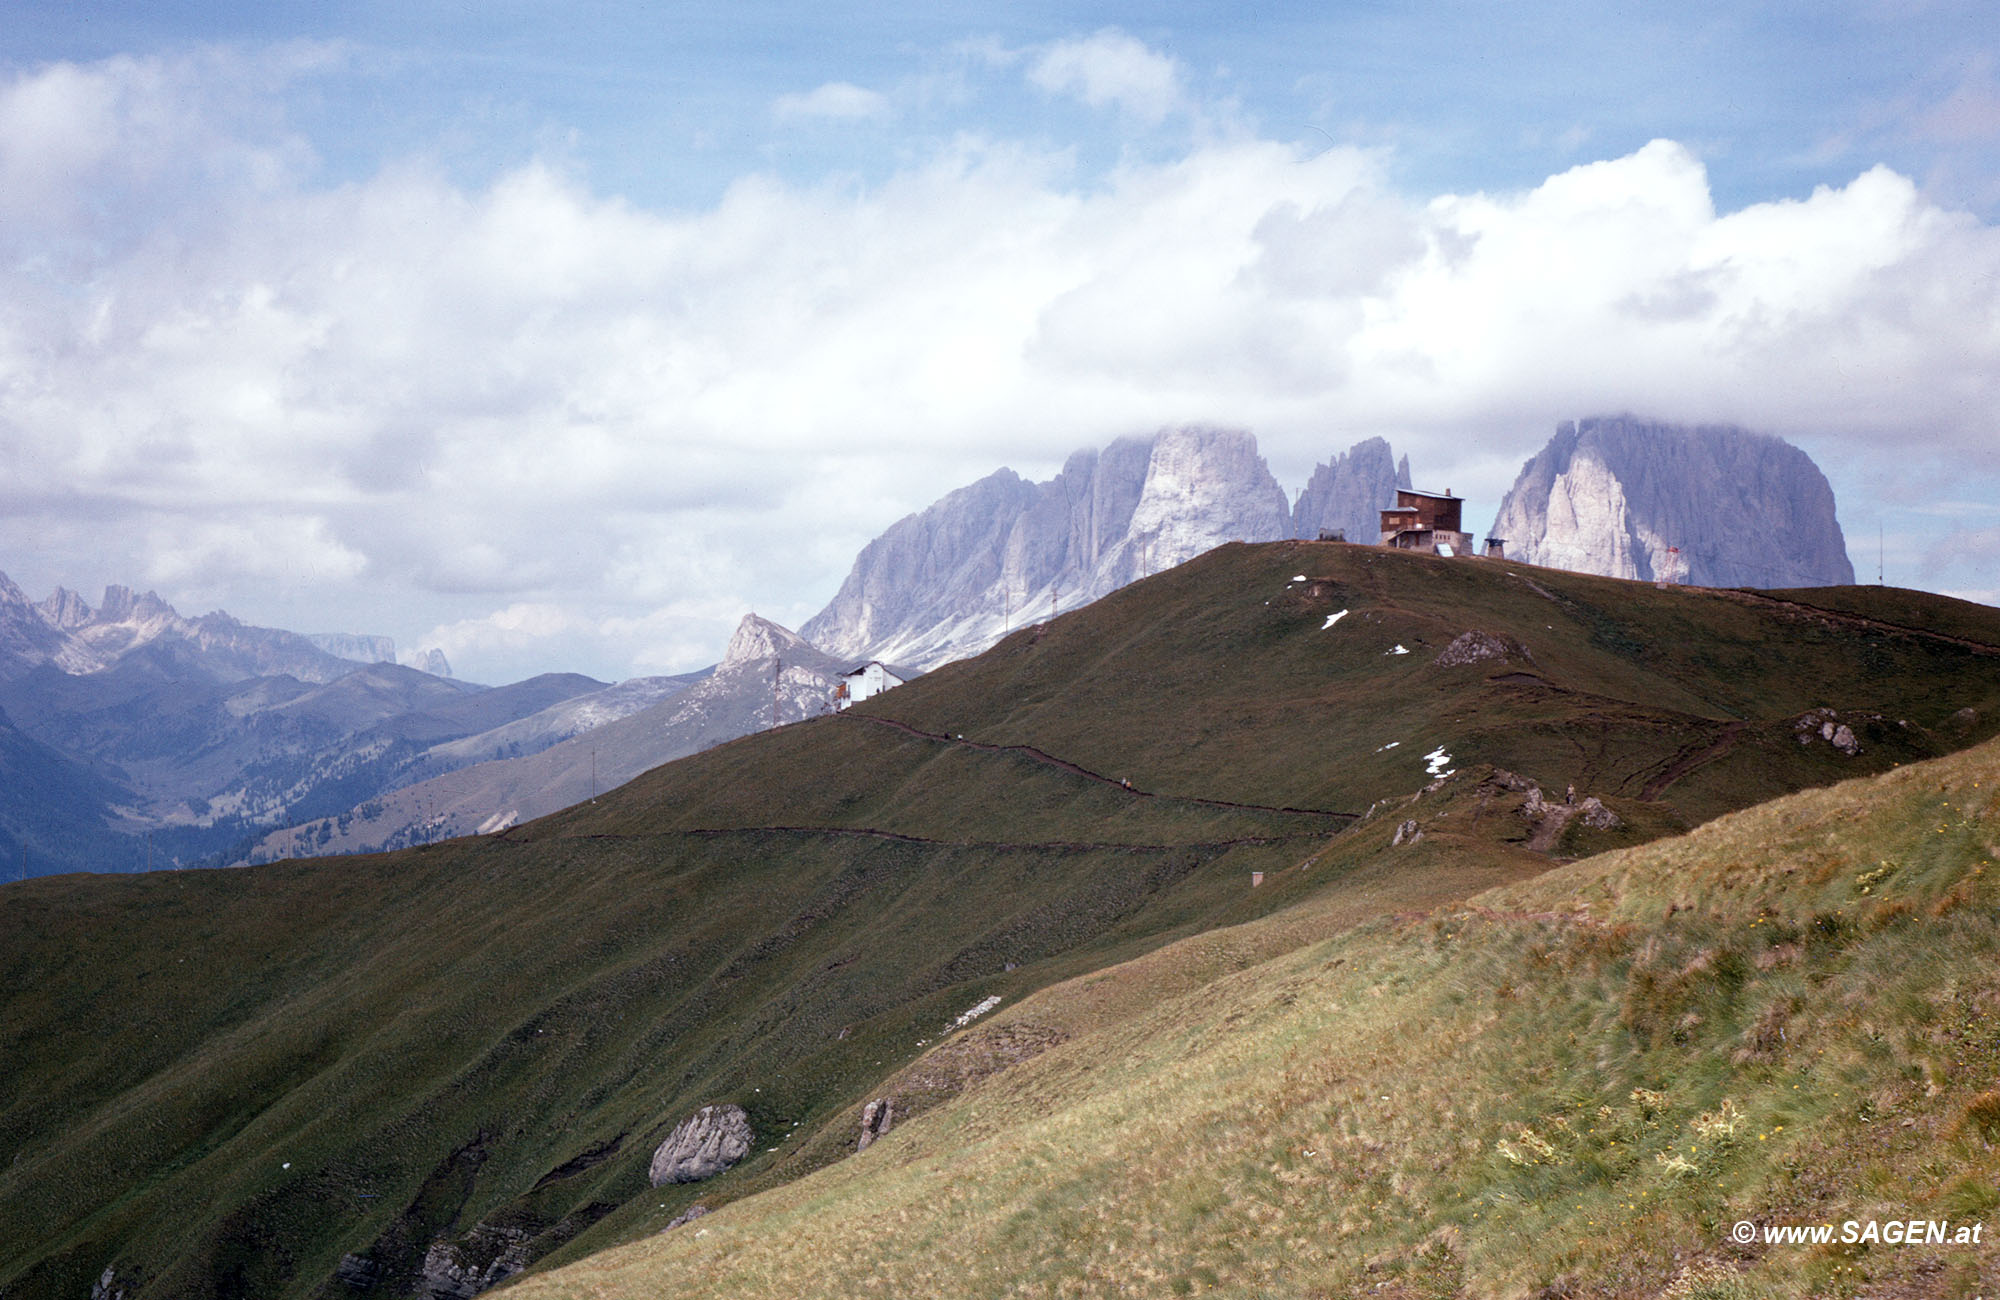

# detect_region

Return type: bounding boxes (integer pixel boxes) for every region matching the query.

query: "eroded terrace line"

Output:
[850,714,1358,824]
[560,824,1330,852]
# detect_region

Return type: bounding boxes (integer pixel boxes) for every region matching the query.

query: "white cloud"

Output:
[0,46,326,244]
[1028,29,1184,125]
[142,517,368,589]
[772,81,891,122]
[414,603,582,668]
[4,52,2000,680]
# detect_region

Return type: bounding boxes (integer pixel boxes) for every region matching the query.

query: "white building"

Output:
[836,661,907,710]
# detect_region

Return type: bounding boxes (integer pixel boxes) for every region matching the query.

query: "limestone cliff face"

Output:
[1290,437,1411,542]
[1491,417,1854,588]
[801,426,1295,668]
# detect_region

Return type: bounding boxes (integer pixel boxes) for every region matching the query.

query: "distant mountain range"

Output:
[248,614,832,859]
[0,578,706,875]
[809,418,1859,672]
[0,578,432,684]
[0,416,1865,874]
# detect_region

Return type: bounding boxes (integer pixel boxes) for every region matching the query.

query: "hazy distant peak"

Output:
[1291,436,1410,542]
[96,584,175,624]
[399,647,453,678]
[0,570,33,615]
[309,632,399,665]
[721,613,814,668]
[37,587,94,630]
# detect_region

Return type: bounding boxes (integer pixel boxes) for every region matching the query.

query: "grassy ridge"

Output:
[0,829,1326,1300]
[3,543,1997,1300]
[845,544,2000,824]
[518,736,2000,1300]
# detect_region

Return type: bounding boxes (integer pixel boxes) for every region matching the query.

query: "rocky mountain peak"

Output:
[1491,416,1854,588]
[721,613,815,669]
[0,570,34,617]
[1291,436,1412,541]
[801,424,1320,669]
[95,584,175,625]
[403,647,454,678]
[37,587,94,630]
[1107,426,1291,585]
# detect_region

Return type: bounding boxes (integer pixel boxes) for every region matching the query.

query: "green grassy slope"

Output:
[2,543,1996,1300]
[549,543,2000,843]
[519,733,2000,1300]
[1,829,1334,1300]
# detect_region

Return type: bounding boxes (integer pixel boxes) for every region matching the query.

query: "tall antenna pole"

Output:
[1878,523,1884,586]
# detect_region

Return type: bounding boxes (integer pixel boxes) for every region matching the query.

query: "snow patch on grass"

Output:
[949,996,1002,1031]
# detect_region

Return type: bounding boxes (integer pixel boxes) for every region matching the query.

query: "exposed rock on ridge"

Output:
[1491,417,1854,588]
[856,1099,895,1151]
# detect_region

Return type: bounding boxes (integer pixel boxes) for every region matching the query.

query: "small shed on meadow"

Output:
[835,661,907,710]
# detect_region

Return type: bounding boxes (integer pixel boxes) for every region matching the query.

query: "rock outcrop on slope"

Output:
[1290,436,1411,542]
[804,427,1410,669]
[649,1105,754,1185]
[1491,417,1854,588]
[419,1226,532,1300]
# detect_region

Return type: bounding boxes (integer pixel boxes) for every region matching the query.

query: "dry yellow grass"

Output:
[509,739,2000,1299]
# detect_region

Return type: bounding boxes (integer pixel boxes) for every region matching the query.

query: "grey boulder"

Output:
[649,1105,753,1186]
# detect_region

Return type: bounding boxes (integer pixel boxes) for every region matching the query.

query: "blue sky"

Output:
[12,2,1996,212]
[2,2,1997,680]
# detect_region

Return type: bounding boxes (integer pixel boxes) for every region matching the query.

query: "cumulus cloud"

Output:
[772,81,891,122]
[0,45,326,247]
[142,516,368,588]
[3,51,1998,680]
[413,603,582,670]
[1028,29,1184,124]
